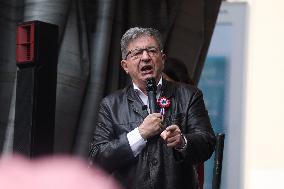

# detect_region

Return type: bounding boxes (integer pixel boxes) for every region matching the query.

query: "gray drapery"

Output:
[0,0,221,157]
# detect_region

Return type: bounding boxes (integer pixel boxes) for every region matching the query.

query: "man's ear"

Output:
[161,53,166,65]
[121,60,128,74]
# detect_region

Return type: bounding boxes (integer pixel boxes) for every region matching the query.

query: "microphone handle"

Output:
[148,91,157,113]
[212,133,225,189]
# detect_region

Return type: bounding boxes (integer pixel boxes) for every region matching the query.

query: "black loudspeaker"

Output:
[14,21,58,157]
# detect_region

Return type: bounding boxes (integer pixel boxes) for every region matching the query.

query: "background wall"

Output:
[238,0,284,188]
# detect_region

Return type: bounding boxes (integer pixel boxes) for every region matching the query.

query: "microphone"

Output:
[146,78,157,113]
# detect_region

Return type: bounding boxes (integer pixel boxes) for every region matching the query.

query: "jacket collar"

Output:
[126,78,175,117]
[126,78,174,101]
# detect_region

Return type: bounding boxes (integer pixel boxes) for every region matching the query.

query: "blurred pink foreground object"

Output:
[0,155,121,189]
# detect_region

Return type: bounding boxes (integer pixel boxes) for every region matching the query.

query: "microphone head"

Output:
[146,78,156,92]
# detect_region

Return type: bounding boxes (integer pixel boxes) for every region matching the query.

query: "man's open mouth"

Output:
[141,65,153,73]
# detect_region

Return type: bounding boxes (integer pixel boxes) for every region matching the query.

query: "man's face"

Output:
[121,36,166,87]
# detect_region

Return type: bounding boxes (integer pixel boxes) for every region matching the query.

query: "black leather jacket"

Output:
[89,79,216,189]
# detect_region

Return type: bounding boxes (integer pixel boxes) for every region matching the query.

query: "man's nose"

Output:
[141,50,151,60]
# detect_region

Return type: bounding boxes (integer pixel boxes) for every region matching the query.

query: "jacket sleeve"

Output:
[178,88,216,164]
[88,99,136,173]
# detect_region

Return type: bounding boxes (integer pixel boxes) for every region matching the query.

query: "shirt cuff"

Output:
[127,128,147,157]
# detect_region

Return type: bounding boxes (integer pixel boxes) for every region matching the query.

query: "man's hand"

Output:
[160,125,185,149]
[138,113,164,139]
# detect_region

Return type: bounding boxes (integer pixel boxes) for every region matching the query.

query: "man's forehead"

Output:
[127,36,158,49]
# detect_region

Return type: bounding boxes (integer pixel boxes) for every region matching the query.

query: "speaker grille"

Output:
[16,23,35,63]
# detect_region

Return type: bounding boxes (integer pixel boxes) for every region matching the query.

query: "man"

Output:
[89,27,216,189]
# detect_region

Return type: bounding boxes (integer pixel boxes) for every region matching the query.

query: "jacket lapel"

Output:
[126,85,148,119]
[161,79,174,99]
[125,79,175,119]
[160,79,175,120]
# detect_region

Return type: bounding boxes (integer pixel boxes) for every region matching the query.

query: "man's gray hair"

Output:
[120,27,164,59]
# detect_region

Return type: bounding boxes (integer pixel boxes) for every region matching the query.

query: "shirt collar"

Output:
[133,77,162,109]
[133,77,162,95]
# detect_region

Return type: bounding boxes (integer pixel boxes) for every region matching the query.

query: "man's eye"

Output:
[148,49,158,53]
[132,50,143,56]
